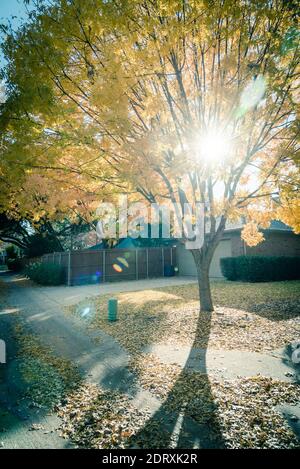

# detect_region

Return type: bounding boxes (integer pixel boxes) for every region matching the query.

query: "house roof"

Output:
[268,220,292,231]
[116,237,176,249]
[224,219,292,232]
[87,222,177,250]
[87,220,293,251]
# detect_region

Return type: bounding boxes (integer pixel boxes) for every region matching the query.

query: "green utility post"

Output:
[108,298,118,321]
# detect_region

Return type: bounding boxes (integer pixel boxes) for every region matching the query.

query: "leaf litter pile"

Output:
[57,383,153,448]
[13,323,82,410]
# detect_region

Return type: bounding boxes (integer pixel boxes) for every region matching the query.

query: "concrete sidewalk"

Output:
[8,273,198,307]
[143,344,299,382]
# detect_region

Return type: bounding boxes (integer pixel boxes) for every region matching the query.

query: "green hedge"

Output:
[220,256,300,282]
[220,257,238,280]
[25,262,65,285]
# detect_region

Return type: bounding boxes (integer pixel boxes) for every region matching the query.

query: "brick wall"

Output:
[245,231,300,257]
[229,232,245,257]
[229,230,300,257]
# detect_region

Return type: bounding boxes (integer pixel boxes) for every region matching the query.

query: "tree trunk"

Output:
[191,216,226,312]
[192,249,214,312]
[198,264,213,312]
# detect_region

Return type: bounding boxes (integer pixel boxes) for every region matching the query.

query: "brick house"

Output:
[176,221,300,278]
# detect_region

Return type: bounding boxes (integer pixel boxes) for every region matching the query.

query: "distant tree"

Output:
[0,213,32,249]
[23,232,61,258]
[0,211,96,256]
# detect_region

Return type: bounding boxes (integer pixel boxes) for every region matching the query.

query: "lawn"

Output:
[65,280,300,449]
[74,280,300,354]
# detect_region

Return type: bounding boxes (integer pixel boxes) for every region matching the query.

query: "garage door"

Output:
[209,239,232,277]
[176,244,197,276]
[176,239,232,278]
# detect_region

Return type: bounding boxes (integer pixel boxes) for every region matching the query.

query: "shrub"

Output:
[220,256,300,282]
[25,262,65,285]
[220,257,238,280]
[6,258,23,272]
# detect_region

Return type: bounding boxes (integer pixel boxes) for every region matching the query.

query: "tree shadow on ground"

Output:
[126,310,225,449]
[70,310,225,448]
[280,343,300,384]
[75,287,226,448]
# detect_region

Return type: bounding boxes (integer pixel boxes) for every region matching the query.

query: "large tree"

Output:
[1,0,299,311]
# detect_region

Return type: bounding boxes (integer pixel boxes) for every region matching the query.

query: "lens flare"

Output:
[112,254,131,274]
[117,257,129,268]
[237,75,266,117]
[81,307,91,318]
[113,263,123,273]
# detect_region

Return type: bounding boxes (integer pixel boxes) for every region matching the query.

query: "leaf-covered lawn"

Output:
[58,383,151,449]
[12,323,82,410]
[57,374,299,449]
[72,280,300,354]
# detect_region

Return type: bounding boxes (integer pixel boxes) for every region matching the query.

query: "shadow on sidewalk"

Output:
[127,310,225,449]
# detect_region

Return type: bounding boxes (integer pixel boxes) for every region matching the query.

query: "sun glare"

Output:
[194,128,232,163]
